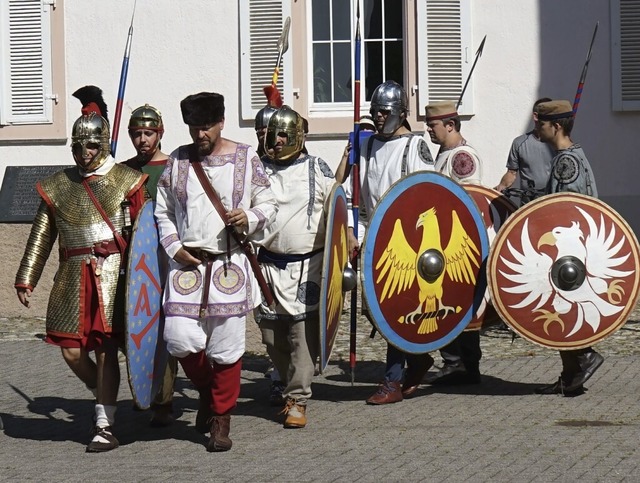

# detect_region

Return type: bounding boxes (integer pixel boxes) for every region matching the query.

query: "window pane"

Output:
[363,0,382,39]
[313,43,332,103]
[332,0,350,40]
[384,0,403,38]
[385,40,404,85]
[333,43,352,102]
[312,0,330,41]
[364,41,383,100]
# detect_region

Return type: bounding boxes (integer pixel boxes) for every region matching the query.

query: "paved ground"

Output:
[2,307,640,482]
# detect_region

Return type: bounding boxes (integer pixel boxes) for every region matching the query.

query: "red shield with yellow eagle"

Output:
[488,193,640,350]
[362,172,489,354]
[319,184,352,373]
[463,185,517,330]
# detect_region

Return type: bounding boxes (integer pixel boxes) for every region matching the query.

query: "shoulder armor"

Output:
[417,138,434,165]
[451,150,477,179]
[317,157,335,178]
[552,154,580,184]
[110,163,148,194]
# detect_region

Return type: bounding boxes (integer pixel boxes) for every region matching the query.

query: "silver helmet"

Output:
[370,80,408,135]
[70,112,111,172]
[254,105,278,131]
[265,105,304,162]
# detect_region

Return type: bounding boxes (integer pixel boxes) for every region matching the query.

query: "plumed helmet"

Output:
[370,80,408,135]
[71,112,111,172]
[128,104,164,132]
[265,105,304,162]
[254,105,278,131]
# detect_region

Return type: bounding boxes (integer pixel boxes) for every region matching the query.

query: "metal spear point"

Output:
[573,22,599,116]
[456,35,487,110]
[110,0,138,158]
[264,16,291,107]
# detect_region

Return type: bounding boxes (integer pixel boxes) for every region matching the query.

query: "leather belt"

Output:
[60,240,120,276]
[184,247,223,262]
[184,247,223,318]
[59,240,120,261]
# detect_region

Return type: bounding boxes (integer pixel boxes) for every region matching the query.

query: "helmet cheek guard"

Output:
[370,80,408,136]
[265,106,304,162]
[128,104,164,157]
[71,113,111,172]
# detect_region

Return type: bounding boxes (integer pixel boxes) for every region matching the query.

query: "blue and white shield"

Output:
[125,199,167,409]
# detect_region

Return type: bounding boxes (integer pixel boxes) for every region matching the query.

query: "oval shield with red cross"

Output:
[361,172,489,354]
[125,199,167,409]
[319,184,349,373]
[488,193,640,350]
[463,184,517,331]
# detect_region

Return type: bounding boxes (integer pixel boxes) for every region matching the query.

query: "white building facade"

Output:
[0,0,639,229]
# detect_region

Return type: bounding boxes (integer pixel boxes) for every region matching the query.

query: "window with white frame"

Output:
[0,0,55,125]
[611,0,640,111]
[240,0,473,132]
[309,0,404,107]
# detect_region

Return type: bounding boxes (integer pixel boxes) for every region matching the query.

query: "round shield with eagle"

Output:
[488,193,640,350]
[361,172,489,354]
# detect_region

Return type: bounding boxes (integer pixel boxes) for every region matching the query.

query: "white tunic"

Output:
[255,155,336,320]
[155,143,277,319]
[345,134,435,234]
[434,142,484,185]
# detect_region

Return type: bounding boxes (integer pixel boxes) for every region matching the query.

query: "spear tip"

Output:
[476,35,487,56]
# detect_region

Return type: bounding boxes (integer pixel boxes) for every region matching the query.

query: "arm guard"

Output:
[15,200,57,290]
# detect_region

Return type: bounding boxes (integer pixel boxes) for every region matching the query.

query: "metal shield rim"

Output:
[361,171,490,354]
[319,183,347,372]
[487,192,640,350]
[125,199,163,409]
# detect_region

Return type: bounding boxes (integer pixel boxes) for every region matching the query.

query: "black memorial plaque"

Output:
[0,166,73,223]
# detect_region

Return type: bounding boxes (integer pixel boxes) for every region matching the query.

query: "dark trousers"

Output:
[385,344,432,382]
[439,331,482,373]
[559,347,595,382]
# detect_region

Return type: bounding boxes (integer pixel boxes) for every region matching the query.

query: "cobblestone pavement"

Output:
[2,302,640,481]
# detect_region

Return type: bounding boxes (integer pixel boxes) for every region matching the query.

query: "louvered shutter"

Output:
[416,0,473,115]
[0,0,54,125]
[611,0,640,111]
[239,0,292,121]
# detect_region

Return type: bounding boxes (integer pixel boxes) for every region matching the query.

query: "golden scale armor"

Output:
[15,164,146,337]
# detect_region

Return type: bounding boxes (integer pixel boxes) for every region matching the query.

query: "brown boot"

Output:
[280,398,307,429]
[207,415,232,452]
[402,354,435,398]
[195,389,213,434]
[149,404,174,428]
[366,380,403,405]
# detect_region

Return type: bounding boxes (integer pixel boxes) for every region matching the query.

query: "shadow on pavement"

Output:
[2,382,207,448]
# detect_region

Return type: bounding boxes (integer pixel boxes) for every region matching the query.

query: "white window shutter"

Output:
[611,0,640,111]
[0,0,54,125]
[416,0,473,116]
[239,0,292,121]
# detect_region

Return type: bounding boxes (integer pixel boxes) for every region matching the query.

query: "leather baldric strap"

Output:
[189,147,276,308]
[81,178,128,266]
